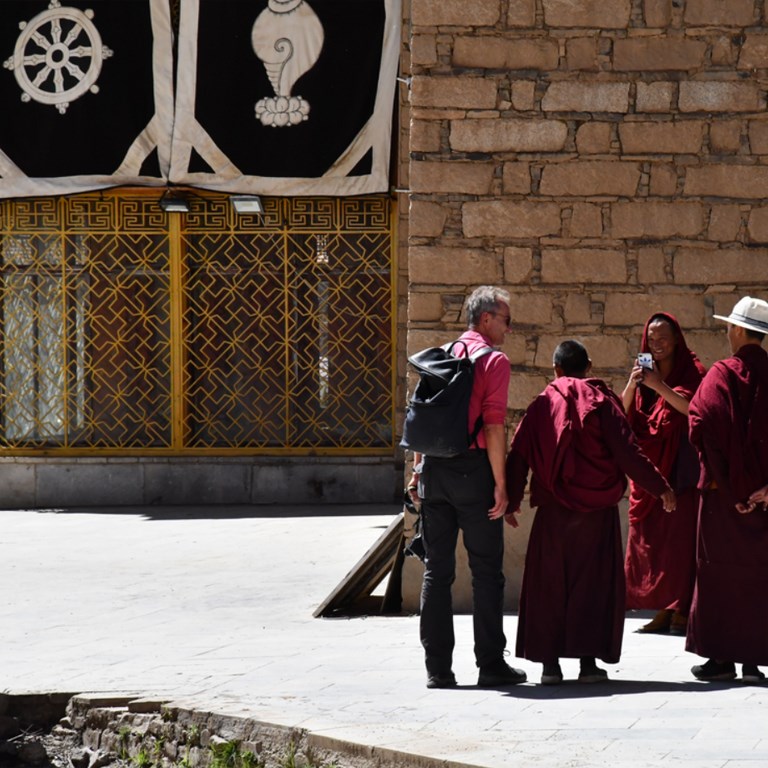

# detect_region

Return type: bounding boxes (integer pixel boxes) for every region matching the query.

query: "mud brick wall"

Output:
[404,0,768,419]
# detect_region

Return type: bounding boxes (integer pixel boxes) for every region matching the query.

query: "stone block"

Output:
[411,34,437,66]
[542,0,631,28]
[36,462,144,507]
[541,248,627,284]
[504,246,534,283]
[738,34,768,71]
[251,461,395,504]
[0,462,35,509]
[685,165,768,199]
[685,330,729,370]
[747,120,768,154]
[511,80,537,111]
[410,160,495,195]
[508,292,553,324]
[564,292,593,325]
[709,120,743,153]
[463,201,562,238]
[566,38,599,71]
[502,163,531,194]
[711,35,738,67]
[678,82,761,113]
[412,0,500,26]
[570,203,603,237]
[619,121,704,154]
[499,333,528,366]
[451,118,568,153]
[409,200,448,237]
[542,82,631,113]
[674,247,768,284]
[684,0,755,26]
[747,207,768,243]
[635,82,675,113]
[540,161,641,197]
[576,122,612,154]
[508,373,550,410]
[637,247,667,284]
[535,333,629,369]
[649,164,678,197]
[644,0,672,27]
[707,205,743,242]
[412,76,498,110]
[407,329,461,353]
[145,462,251,505]
[710,292,768,334]
[409,245,500,284]
[613,39,707,72]
[507,0,536,26]
[453,37,559,70]
[611,202,704,238]
[604,293,706,329]
[410,119,442,152]
[407,291,444,321]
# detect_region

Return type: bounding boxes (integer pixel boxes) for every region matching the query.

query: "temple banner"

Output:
[0,0,174,197]
[0,0,400,199]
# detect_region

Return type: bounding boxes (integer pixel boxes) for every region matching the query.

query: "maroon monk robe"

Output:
[687,344,768,666]
[625,313,706,612]
[507,378,670,664]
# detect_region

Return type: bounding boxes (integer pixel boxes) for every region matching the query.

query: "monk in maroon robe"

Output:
[686,297,768,684]
[622,313,706,635]
[504,341,675,685]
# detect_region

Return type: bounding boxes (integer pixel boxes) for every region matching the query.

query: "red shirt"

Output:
[455,329,510,450]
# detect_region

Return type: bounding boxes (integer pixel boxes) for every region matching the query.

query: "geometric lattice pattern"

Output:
[0,191,394,453]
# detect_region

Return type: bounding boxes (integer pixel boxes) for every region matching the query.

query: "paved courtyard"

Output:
[1,505,766,768]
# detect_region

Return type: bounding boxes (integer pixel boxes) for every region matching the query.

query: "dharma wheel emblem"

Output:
[3,0,113,115]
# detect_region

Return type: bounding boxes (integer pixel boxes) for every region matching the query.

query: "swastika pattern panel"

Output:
[0,192,394,453]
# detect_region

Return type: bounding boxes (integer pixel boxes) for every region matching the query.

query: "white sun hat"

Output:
[713,296,768,335]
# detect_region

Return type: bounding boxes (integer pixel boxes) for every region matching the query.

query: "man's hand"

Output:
[487,485,509,520]
[660,488,676,513]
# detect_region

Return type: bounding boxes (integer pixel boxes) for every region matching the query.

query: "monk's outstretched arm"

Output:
[601,404,674,507]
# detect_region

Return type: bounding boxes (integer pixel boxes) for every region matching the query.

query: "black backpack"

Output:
[400,340,493,458]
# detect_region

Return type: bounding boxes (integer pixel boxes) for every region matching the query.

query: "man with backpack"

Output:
[406,286,527,689]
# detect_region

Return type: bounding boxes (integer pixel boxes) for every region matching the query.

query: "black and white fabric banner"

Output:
[0,0,401,199]
[0,0,173,197]
[170,0,400,196]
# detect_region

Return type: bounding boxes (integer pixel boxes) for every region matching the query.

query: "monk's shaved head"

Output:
[553,340,590,377]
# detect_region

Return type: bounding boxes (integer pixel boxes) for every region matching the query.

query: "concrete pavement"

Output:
[2,505,767,768]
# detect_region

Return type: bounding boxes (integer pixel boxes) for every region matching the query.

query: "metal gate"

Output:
[0,190,395,454]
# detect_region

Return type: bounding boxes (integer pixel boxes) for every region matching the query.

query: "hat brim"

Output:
[713,313,768,335]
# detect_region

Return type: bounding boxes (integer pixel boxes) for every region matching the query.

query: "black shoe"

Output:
[477,661,527,687]
[742,664,766,684]
[691,659,736,681]
[426,671,457,689]
[541,662,563,685]
[578,657,609,683]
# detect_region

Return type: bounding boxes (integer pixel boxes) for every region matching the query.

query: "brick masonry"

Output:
[399,0,768,608]
[404,0,768,420]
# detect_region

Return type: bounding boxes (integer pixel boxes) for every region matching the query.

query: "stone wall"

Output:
[405,0,768,406]
[400,0,768,612]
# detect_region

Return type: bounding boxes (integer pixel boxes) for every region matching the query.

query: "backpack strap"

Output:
[443,342,495,449]
[468,347,494,448]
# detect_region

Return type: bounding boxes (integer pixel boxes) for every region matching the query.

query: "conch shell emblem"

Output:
[252,0,324,127]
